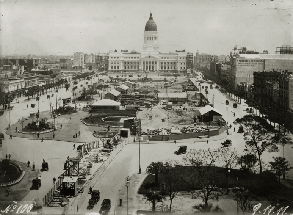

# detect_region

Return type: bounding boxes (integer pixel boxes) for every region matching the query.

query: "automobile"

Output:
[0,132,4,140]
[174,145,187,155]
[226,100,229,105]
[99,199,111,215]
[233,103,237,108]
[221,139,232,147]
[31,178,41,190]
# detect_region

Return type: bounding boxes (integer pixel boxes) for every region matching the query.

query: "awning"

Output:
[63,176,78,183]
[199,105,222,115]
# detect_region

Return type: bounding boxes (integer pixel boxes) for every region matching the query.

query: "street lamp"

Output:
[125,176,130,215]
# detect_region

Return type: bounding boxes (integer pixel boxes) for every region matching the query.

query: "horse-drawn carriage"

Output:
[87,190,100,210]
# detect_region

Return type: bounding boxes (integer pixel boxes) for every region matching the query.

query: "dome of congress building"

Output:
[145,13,157,31]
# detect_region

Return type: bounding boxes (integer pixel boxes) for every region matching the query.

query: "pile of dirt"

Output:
[137,107,195,131]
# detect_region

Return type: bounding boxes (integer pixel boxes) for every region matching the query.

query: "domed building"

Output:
[108,13,188,72]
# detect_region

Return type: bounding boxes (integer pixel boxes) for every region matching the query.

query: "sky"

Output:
[0,0,293,56]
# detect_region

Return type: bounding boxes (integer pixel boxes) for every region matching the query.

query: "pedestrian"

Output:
[16,127,17,132]
[10,135,12,139]
[8,154,11,159]
[37,133,39,138]
[53,133,55,138]
[32,163,35,171]
[234,113,235,117]
[234,127,235,132]
[53,177,56,184]
[76,133,77,137]
[61,124,62,128]
[207,140,208,144]
[78,131,80,136]
[73,144,75,150]
[5,154,7,159]
[41,137,44,142]
[174,140,176,144]
[27,161,30,167]
[27,104,28,108]
[6,188,10,197]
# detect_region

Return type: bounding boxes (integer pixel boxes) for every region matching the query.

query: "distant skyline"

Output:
[1,0,293,56]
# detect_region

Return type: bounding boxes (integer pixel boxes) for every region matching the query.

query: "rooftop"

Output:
[158,92,187,98]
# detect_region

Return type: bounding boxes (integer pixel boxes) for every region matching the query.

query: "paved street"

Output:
[1,74,292,215]
[0,78,96,204]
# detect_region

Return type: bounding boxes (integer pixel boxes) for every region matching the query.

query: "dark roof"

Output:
[145,13,157,31]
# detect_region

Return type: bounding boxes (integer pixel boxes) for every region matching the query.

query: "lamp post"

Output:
[125,176,130,215]
[8,102,11,128]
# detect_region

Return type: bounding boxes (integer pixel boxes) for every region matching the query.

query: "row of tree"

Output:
[144,143,291,213]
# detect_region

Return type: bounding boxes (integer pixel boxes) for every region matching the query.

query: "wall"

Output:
[265,59,293,72]
[289,78,293,111]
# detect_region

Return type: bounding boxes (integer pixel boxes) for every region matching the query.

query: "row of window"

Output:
[238,60,263,62]
[110,57,140,59]
[146,37,157,40]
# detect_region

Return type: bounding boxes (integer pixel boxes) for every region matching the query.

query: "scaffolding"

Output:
[275,45,293,54]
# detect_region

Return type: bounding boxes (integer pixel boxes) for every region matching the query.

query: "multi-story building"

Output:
[107,13,188,72]
[59,58,73,70]
[186,52,193,71]
[73,52,84,69]
[194,51,213,70]
[96,53,109,71]
[275,45,293,55]
[253,70,293,132]
[0,78,25,93]
[253,71,280,113]
[84,54,95,64]
[218,55,229,63]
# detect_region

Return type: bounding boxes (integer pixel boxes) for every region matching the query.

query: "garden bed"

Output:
[0,160,23,185]
[138,165,293,202]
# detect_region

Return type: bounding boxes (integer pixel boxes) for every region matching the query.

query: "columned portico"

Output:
[141,56,159,71]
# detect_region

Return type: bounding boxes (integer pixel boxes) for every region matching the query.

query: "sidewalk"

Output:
[115,173,148,215]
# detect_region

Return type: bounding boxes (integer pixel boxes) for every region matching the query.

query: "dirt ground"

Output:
[137,106,200,132]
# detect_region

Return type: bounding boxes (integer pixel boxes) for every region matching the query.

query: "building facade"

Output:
[107,13,188,72]
[230,52,293,88]
[73,52,84,69]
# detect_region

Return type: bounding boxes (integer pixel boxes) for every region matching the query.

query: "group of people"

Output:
[73,131,81,138]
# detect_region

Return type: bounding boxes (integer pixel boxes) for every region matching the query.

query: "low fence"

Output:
[148,126,227,141]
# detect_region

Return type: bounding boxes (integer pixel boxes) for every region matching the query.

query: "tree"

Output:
[183,148,221,206]
[235,115,276,173]
[160,160,185,211]
[269,157,291,184]
[218,147,238,191]
[238,153,257,171]
[232,187,256,213]
[145,189,164,212]
[146,162,164,185]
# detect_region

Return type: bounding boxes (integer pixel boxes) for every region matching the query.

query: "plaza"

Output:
[1,2,293,214]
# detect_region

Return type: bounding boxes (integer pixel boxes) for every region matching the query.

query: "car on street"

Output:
[99,199,111,215]
[174,145,187,155]
[233,103,237,108]
[226,100,229,105]
[0,132,4,140]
